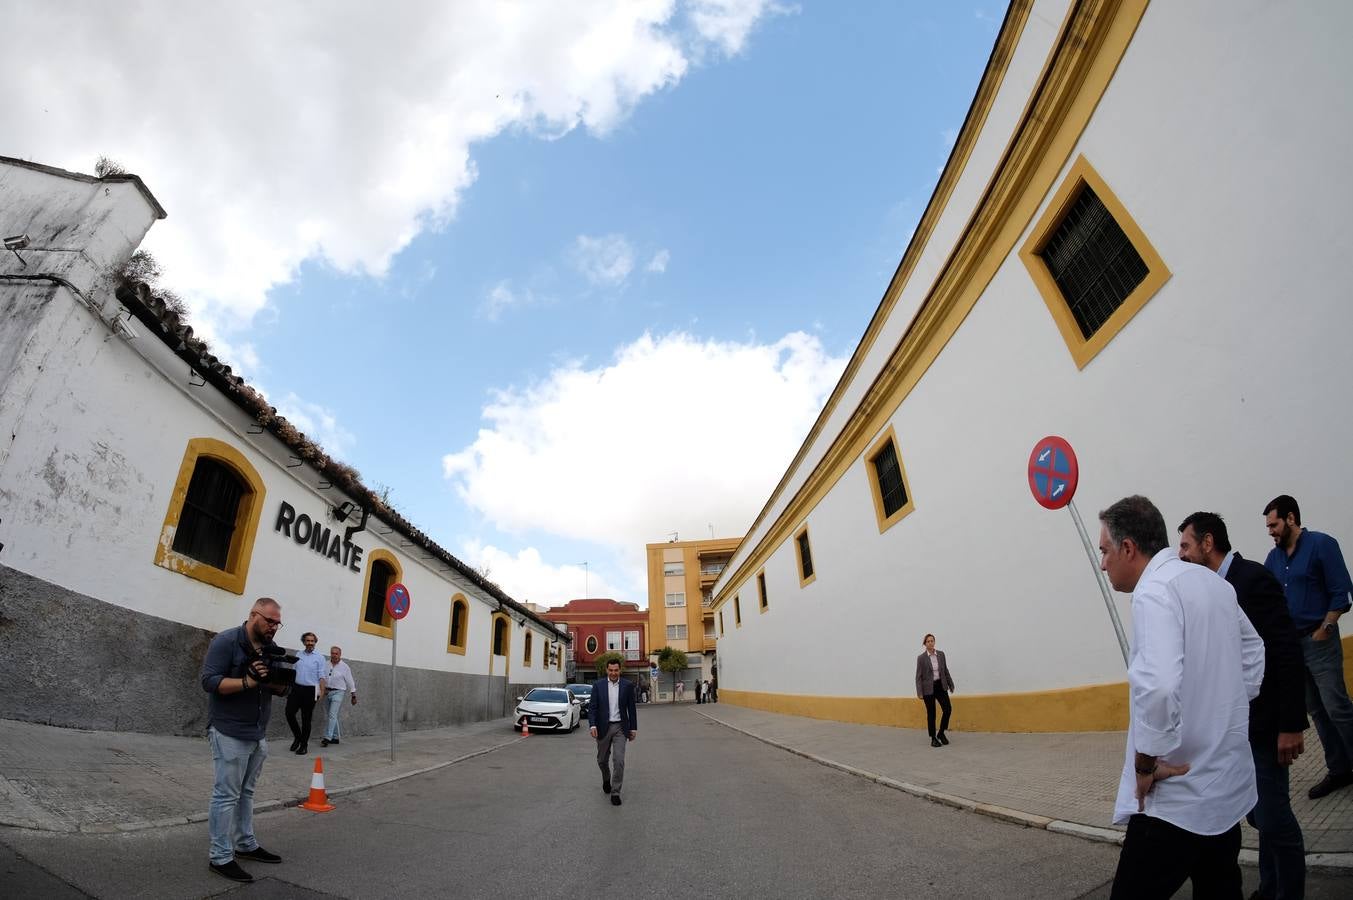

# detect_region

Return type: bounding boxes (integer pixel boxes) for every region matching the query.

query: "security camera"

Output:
[3,234,31,251]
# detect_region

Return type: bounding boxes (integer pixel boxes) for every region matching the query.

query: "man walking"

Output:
[286,631,325,755]
[199,598,287,883]
[1179,512,1308,900]
[589,659,637,806]
[1263,494,1353,800]
[1099,496,1264,899]
[320,645,357,748]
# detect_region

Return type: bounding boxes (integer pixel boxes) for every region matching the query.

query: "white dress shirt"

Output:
[1113,549,1265,834]
[928,651,940,680]
[324,660,356,695]
[608,679,621,722]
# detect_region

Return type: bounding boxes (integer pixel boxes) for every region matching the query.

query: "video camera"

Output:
[247,643,298,689]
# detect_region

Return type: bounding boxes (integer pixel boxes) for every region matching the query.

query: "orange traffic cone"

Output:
[300,757,336,812]
[521,719,530,737]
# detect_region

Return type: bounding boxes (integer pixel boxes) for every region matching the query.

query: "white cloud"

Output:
[442,330,846,552]
[571,233,635,287]
[459,541,632,608]
[646,248,671,273]
[5,1,781,334]
[271,392,357,459]
[482,279,542,321]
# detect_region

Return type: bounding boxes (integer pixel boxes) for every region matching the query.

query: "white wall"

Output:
[715,0,1353,698]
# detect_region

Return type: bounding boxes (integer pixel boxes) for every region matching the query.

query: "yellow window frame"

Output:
[153,437,266,595]
[357,548,402,639]
[447,595,469,655]
[794,524,816,588]
[865,425,915,534]
[1020,155,1171,370]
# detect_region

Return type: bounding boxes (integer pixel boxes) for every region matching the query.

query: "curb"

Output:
[0,736,525,836]
[697,711,1353,873]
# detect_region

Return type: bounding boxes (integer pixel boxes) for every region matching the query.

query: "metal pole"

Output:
[390,618,397,762]
[1067,499,1130,667]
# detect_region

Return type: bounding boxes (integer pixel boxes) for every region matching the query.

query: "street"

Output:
[2,704,1349,899]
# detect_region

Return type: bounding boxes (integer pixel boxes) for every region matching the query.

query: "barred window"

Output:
[1038,184,1149,339]
[757,572,769,611]
[797,530,814,580]
[363,559,396,626]
[871,440,908,518]
[172,458,245,569]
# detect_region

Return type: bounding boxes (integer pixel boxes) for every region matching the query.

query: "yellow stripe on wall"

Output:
[720,637,1353,733]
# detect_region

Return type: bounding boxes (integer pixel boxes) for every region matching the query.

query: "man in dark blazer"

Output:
[1179,512,1308,900]
[914,634,955,747]
[589,659,637,806]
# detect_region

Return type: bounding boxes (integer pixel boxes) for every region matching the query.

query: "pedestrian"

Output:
[705,679,713,703]
[675,679,685,702]
[1179,511,1308,900]
[1263,494,1353,800]
[285,631,325,755]
[709,678,717,703]
[320,645,357,748]
[695,678,704,704]
[914,634,955,747]
[589,659,637,806]
[1101,496,1264,899]
[199,598,287,883]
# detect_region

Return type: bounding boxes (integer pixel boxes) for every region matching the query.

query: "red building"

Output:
[542,599,648,683]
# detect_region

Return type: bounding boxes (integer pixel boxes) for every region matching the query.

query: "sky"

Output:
[6,1,1004,608]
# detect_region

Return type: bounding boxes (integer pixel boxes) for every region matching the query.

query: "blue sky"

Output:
[11,1,1004,605]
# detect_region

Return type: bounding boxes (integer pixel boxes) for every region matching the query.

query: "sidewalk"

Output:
[0,717,525,833]
[696,704,1353,872]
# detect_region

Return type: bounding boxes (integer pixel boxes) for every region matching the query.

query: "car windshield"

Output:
[567,685,592,696]
[523,689,569,703]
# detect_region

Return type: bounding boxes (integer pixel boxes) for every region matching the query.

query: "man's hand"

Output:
[1277,731,1304,766]
[1313,626,1331,642]
[248,660,269,680]
[1135,761,1190,811]
[589,726,598,738]
[351,694,358,706]
[627,731,637,742]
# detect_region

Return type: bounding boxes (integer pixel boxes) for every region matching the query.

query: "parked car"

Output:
[514,688,580,733]
[566,683,593,717]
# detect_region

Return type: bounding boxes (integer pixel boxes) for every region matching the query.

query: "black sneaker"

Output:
[294,745,308,755]
[938,732,950,746]
[209,861,253,883]
[320,739,330,747]
[1308,771,1353,799]
[329,738,339,745]
[930,737,942,747]
[289,739,300,752]
[236,846,282,864]
[602,780,611,794]
[611,794,622,806]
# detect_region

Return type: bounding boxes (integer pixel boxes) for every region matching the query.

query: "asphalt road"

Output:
[2,705,1349,898]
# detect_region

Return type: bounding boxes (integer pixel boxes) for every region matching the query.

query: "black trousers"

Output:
[286,688,318,746]
[1110,814,1242,900]
[923,681,951,737]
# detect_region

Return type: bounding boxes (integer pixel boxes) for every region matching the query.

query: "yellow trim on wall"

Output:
[1019,154,1171,369]
[756,570,768,612]
[720,681,1130,733]
[864,425,916,534]
[153,437,266,595]
[446,595,469,655]
[712,0,1151,614]
[794,525,816,587]
[357,549,401,639]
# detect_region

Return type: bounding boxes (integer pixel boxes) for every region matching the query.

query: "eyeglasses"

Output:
[252,612,282,627]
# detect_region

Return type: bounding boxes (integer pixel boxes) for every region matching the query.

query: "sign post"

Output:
[1027,436,1129,667]
[385,582,412,761]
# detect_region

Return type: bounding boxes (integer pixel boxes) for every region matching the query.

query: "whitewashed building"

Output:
[0,156,566,737]
[710,0,1353,732]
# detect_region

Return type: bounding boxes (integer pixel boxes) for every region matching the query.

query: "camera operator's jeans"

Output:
[208,727,267,865]
[323,689,345,740]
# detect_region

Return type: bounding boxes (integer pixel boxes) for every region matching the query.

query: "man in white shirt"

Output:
[1098,495,1264,899]
[588,659,637,806]
[320,646,357,748]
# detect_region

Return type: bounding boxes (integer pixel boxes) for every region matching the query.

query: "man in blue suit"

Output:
[589,659,637,806]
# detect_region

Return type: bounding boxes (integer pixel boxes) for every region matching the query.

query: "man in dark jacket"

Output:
[1180,513,1308,900]
[199,598,288,883]
[588,659,637,806]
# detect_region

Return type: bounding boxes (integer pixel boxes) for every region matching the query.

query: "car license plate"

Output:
[531,717,550,724]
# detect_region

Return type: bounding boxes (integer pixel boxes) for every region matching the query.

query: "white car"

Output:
[514,687,580,733]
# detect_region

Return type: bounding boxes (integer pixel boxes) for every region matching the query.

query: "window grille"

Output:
[364,559,395,626]
[797,532,814,579]
[757,572,768,610]
[871,440,908,518]
[1038,184,1149,339]
[171,458,245,569]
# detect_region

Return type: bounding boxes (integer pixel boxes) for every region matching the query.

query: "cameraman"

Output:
[199,598,287,883]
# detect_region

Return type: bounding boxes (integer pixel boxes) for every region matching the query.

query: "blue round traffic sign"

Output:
[386,582,411,620]
[1028,436,1079,510]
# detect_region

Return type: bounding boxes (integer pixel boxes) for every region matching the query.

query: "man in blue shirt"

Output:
[285,631,326,755]
[1264,494,1353,800]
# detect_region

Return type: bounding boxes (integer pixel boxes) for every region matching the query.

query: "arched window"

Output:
[154,438,266,594]
[358,549,402,639]
[447,595,469,655]
[524,632,533,666]
[492,614,509,657]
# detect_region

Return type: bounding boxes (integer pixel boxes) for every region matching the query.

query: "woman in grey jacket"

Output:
[915,634,955,747]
